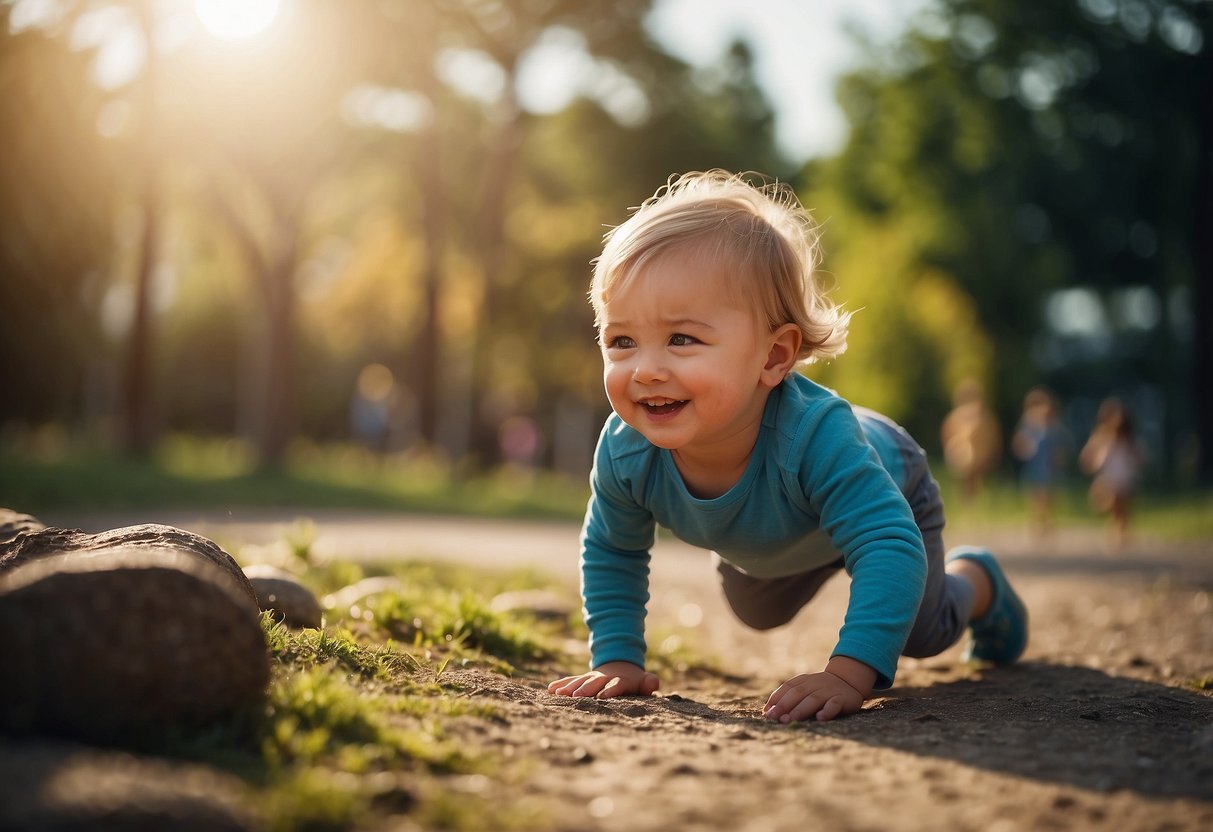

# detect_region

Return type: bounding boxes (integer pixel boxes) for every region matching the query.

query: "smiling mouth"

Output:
[640,399,688,416]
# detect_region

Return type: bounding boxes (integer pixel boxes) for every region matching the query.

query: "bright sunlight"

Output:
[193,0,282,40]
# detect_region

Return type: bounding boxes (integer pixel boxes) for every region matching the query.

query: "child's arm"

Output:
[548,419,658,699]
[776,400,930,719]
[762,656,877,723]
[547,660,661,699]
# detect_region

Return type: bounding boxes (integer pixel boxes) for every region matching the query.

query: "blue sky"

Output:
[646,0,935,161]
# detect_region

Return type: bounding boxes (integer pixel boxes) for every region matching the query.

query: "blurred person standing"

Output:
[1011,387,1070,536]
[1079,397,1143,550]
[940,379,1002,499]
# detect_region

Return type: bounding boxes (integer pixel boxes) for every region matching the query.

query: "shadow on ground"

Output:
[821,663,1213,801]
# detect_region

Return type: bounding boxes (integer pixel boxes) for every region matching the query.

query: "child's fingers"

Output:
[548,673,595,695]
[779,692,827,723]
[596,676,625,699]
[547,675,577,693]
[762,674,810,712]
[814,697,845,722]
[569,674,611,698]
[639,672,661,695]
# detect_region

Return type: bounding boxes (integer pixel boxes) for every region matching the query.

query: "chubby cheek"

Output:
[602,364,630,414]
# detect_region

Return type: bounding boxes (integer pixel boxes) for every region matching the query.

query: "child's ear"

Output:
[761,323,802,387]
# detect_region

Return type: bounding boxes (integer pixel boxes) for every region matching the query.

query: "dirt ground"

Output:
[10,512,1213,830]
[428,523,1213,832]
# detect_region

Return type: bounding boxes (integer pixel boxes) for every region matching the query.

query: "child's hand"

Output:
[547,661,661,700]
[762,656,877,723]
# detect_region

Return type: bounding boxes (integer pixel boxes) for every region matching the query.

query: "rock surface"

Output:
[242,563,323,629]
[0,511,270,740]
[0,517,257,606]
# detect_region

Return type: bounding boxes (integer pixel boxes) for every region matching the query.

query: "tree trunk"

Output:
[119,7,159,456]
[256,239,299,469]
[1192,29,1213,483]
[411,69,445,450]
[120,170,158,456]
[467,86,524,469]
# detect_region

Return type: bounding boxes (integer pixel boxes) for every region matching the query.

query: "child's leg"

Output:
[716,556,844,631]
[900,462,1028,663]
[945,545,1029,663]
[900,467,978,658]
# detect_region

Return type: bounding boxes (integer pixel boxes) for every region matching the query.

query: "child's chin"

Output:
[640,433,685,450]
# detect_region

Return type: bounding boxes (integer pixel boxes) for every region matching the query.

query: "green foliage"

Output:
[806,0,1211,470]
[805,218,995,441]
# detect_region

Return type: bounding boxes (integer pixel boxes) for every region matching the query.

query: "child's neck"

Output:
[670,433,758,500]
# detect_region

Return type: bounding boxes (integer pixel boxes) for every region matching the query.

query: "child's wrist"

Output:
[824,655,877,698]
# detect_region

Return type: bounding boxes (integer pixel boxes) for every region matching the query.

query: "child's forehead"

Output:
[602,255,759,322]
[613,252,742,302]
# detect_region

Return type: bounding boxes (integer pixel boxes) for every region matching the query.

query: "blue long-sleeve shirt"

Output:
[580,372,928,689]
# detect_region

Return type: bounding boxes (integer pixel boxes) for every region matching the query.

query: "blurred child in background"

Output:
[1011,387,1070,537]
[1079,397,1143,550]
[940,379,1002,499]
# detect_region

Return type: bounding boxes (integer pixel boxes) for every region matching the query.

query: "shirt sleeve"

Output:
[795,398,928,688]
[579,422,656,669]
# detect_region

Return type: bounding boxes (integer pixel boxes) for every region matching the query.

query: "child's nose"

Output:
[632,351,668,383]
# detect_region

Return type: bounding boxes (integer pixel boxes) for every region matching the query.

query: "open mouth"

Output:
[640,399,688,417]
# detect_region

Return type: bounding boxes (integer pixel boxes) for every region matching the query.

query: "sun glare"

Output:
[193,0,281,40]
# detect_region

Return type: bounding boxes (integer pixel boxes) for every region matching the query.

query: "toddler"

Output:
[1079,397,1143,549]
[548,171,1028,722]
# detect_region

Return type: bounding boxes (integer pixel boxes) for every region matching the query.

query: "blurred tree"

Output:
[394,0,790,468]
[1,0,804,480]
[119,1,160,456]
[157,2,384,468]
[810,0,1212,476]
[0,6,115,432]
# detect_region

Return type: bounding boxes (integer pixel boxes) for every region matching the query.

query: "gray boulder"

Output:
[0,512,270,741]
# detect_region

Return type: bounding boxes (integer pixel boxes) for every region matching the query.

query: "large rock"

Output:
[0,520,257,607]
[0,513,270,741]
[0,509,46,544]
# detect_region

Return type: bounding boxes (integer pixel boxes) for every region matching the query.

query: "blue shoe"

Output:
[949,548,1028,665]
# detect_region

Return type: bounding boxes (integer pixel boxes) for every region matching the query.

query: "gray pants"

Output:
[717,421,978,660]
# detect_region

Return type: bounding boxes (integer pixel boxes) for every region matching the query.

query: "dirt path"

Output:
[37,510,1213,829]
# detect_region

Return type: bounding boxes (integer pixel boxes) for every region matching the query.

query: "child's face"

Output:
[598,254,778,455]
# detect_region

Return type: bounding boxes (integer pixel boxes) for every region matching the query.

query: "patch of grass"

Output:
[368,589,563,666]
[6,437,1212,541]
[1183,676,1213,693]
[264,617,422,681]
[933,465,1213,541]
[0,436,590,520]
[139,561,581,831]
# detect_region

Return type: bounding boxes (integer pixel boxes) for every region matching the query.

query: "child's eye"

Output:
[669,333,698,347]
[605,335,636,349]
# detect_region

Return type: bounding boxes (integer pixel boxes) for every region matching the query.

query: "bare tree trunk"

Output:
[411,69,445,450]
[467,84,524,469]
[119,5,158,456]
[255,234,299,469]
[1192,37,1213,483]
[211,187,300,470]
[121,168,158,455]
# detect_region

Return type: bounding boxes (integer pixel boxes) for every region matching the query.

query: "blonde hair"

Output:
[589,170,849,364]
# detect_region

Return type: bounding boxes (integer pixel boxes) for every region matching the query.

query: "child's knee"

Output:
[729,605,797,631]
